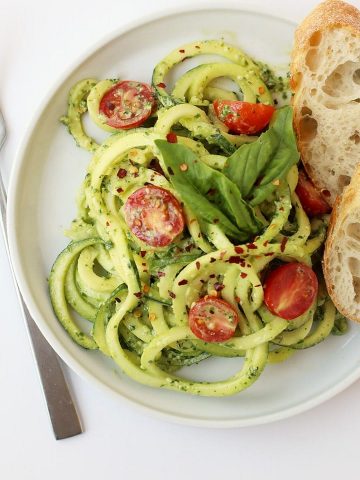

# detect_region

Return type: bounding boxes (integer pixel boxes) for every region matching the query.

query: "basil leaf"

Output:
[223,106,300,206]
[155,140,262,241]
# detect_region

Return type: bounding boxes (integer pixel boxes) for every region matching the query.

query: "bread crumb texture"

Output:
[291,0,360,205]
[324,165,360,322]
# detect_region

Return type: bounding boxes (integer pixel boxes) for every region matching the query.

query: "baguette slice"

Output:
[324,163,360,322]
[291,0,360,206]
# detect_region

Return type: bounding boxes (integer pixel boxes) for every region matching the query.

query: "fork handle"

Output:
[19,298,83,439]
[0,164,83,439]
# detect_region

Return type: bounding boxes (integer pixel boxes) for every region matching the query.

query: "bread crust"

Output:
[323,164,360,322]
[291,0,360,204]
[292,0,360,58]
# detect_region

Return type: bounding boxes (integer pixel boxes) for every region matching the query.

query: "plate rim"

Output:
[7,2,360,428]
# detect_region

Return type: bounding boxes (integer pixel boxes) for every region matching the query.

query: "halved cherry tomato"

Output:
[264,263,318,320]
[99,80,156,129]
[213,100,275,135]
[295,170,331,217]
[189,296,239,342]
[123,185,184,247]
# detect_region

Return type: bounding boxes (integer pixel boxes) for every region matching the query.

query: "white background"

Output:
[1,0,360,479]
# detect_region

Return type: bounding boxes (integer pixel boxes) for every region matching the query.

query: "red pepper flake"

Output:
[140,251,147,258]
[210,257,216,263]
[209,274,216,278]
[247,243,257,250]
[265,252,275,257]
[214,282,225,292]
[178,279,188,286]
[196,261,201,270]
[116,187,123,194]
[168,291,176,299]
[258,86,265,94]
[235,246,244,254]
[157,82,166,88]
[158,271,165,277]
[263,240,269,247]
[280,237,288,253]
[115,297,121,303]
[185,243,195,252]
[179,49,185,53]
[229,256,241,264]
[240,272,248,279]
[106,221,110,226]
[134,292,142,298]
[149,158,165,176]
[235,296,240,303]
[117,168,127,179]
[279,207,284,212]
[322,189,331,197]
[143,284,150,294]
[166,132,177,143]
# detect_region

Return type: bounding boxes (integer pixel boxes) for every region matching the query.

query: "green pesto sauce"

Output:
[256,61,290,102]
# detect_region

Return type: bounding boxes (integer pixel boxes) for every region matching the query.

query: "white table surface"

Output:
[1,0,360,478]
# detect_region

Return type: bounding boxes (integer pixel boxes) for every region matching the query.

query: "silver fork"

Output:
[0,111,83,440]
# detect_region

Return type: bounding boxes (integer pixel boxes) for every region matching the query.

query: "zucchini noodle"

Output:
[50,39,348,397]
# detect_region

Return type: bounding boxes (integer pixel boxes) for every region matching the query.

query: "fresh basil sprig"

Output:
[223,106,300,205]
[155,140,262,242]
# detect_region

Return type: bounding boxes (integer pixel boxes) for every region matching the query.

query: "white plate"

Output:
[8,4,360,428]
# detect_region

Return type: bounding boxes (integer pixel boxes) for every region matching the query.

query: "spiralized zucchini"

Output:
[50,40,347,397]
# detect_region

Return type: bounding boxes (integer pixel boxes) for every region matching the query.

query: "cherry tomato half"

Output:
[189,296,239,342]
[295,170,331,217]
[264,263,318,320]
[123,185,184,247]
[213,100,275,135]
[99,80,156,129]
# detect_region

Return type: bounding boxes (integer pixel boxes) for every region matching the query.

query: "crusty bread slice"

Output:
[324,163,360,322]
[291,0,360,206]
